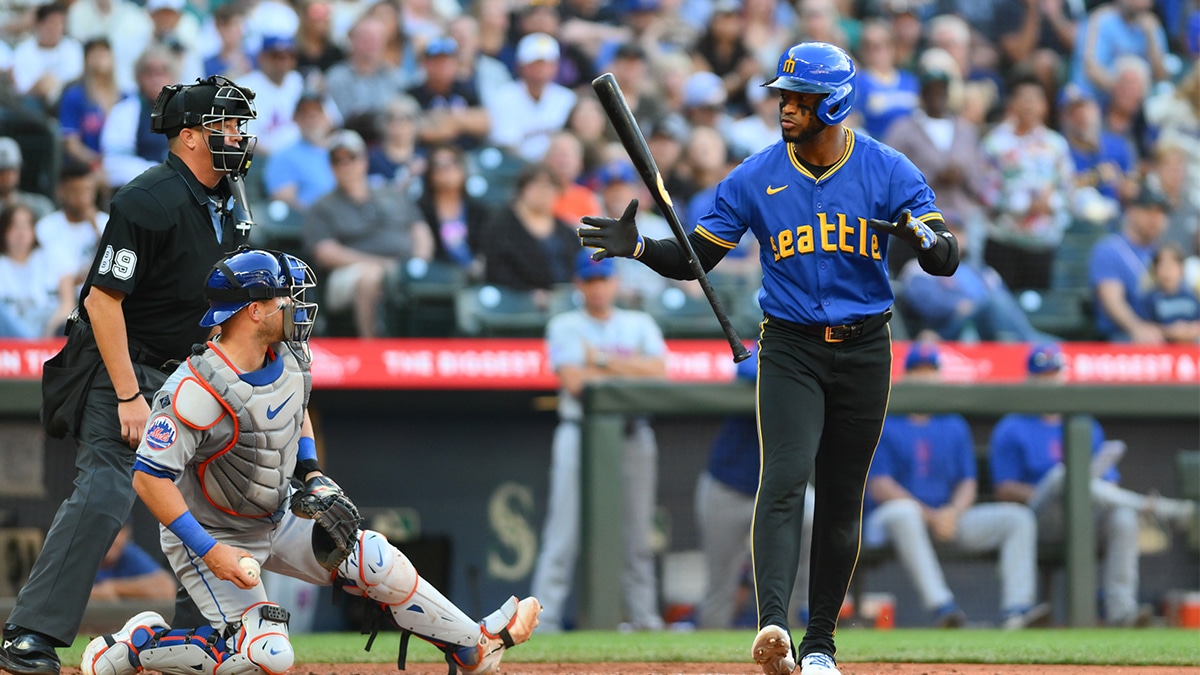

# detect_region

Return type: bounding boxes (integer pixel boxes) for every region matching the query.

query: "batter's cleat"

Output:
[0,625,60,675]
[1001,603,1053,630]
[453,596,541,675]
[80,611,169,675]
[799,652,841,675]
[751,625,795,675]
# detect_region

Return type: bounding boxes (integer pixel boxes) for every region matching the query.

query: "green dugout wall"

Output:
[578,381,1200,629]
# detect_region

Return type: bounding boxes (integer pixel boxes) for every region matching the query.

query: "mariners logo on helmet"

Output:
[762,42,856,125]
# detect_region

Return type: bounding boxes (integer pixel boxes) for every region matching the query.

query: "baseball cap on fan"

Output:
[575,247,616,280]
[146,0,184,13]
[516,33,560,65]
[327,128,366,156]
[260,34,296,53]
[424,36,458,57]
[593,160,637,188]
[0,137,22,170]
[684,71,727,108]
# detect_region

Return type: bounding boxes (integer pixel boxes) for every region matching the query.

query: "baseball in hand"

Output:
[239,557,260,584]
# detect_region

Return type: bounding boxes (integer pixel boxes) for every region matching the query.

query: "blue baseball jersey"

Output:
[94,540,166,583]
[868,414,975,511]
[989,414,1115,486]
[693,130,942,325]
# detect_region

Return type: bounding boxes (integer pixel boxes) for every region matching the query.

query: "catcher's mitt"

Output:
[290,475,363,570]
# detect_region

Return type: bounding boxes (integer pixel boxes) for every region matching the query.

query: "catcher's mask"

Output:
[151,74,258,175]
[201,247,318,356]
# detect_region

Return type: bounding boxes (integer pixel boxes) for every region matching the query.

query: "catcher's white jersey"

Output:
[133,340,326,628]
[135,340,310,534]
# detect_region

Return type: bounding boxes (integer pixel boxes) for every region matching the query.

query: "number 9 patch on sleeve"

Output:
[98,245,138,280]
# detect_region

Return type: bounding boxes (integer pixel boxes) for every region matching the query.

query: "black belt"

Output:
[769,310,892,343]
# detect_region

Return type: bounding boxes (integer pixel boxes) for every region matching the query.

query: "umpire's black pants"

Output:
[751,315,891,660]
[9,364,168,645]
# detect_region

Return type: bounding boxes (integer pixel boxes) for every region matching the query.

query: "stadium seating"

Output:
[454,284,571,337]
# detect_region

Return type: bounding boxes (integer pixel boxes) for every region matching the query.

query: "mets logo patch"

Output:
[145,416,177,450]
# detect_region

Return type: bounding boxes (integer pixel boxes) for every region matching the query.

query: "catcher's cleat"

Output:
[0,626,60,675]
[751,625,795,675]
[80,611,168,675]
[453,596,542,675]
[799,652,841,675]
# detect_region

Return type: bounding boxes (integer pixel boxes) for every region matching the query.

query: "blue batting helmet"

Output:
[762,42,856,125]
[200,247,318,345]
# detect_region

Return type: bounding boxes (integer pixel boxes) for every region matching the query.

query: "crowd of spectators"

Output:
[0,0,1196,341]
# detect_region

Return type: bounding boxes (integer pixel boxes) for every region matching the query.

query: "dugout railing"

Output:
[578,380,1200,629]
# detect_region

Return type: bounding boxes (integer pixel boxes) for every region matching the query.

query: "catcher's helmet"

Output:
[151,74,258,175]
[762,42,856,125]
[201,247,318,346]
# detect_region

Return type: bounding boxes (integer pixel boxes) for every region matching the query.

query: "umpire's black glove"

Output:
[579,199,642,260]
[867,209,938,251]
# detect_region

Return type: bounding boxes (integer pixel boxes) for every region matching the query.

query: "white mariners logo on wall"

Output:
[145,416,177,450]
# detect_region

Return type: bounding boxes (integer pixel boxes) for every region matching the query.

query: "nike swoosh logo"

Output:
[766,185,788,195]
[269,648,284,656]
[377,549,384,568]
[266,393,295,420]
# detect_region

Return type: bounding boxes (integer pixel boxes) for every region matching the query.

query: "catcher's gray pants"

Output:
[9,365,166,646]
[530,419,660,630]
[863,499,1038,615]
[694,472,812,629]
[161,509,328,630]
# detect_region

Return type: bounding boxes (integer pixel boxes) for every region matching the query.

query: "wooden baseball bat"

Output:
[591,73,751,363]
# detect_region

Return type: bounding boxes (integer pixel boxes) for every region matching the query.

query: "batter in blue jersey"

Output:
[579,42,959,675]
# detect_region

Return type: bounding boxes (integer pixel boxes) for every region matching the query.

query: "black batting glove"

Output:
[579,199,643,259]
[867,209,938,251]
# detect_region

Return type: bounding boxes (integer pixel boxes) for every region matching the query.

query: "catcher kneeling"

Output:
[83,248,540,675]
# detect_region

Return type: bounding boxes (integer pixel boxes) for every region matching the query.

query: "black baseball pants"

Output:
[751,315,892,660]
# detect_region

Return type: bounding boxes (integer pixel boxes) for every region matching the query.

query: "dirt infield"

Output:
[62,663,1187,675]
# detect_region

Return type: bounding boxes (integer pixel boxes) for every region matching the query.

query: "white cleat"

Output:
[751,625,795,675]
[799,652,841,675]
[456,596,542,675]
[81,611,169,675]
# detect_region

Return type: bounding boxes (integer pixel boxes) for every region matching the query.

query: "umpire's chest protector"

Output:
[183,344,311,518]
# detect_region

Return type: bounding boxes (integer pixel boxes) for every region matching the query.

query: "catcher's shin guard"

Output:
[81,611,170,675]
[451,596,543,675]
[338,529,479,646]
[137,603,293,675]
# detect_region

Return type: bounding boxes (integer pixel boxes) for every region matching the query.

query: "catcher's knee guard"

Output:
[137,603,293,675]
[338,529,479,647]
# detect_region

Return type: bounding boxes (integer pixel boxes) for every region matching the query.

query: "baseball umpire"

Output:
[579,42,958,675]
[1,76,258,675]
[79,247,541,675]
